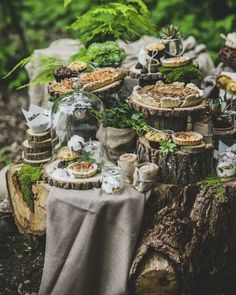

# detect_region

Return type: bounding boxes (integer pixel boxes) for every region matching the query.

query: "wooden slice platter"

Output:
[129,94,207,118]
[92,79,124,98]
[42,159,113,190]
[48,79,124,99]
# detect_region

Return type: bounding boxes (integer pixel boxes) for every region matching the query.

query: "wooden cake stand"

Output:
[92,79,124,99]
[129,94,208,131]
[48,80,124,100]
[136,137,213,185]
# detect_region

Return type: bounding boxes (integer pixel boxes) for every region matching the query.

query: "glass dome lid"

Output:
[51,80,105,153]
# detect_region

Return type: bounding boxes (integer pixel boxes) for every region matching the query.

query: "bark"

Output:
[129,180,236,295]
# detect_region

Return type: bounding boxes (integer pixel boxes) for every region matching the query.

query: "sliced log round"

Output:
[42,160,102,190]
[22,140,50,153]
[28,138,52,148]
[26,129,51,142]
[23,150,52,161]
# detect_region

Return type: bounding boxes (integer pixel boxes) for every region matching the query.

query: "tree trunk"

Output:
[129,180,236,295]
[6,164,49,235]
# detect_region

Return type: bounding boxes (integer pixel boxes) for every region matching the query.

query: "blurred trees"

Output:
[1,0,235,90]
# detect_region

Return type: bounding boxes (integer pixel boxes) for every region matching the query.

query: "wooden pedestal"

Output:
[136,137,213,185]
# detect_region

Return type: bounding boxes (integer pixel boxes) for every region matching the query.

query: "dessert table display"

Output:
[5,27,236,295]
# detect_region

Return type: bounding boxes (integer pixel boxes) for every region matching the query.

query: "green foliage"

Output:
[0,147,12,166]
[1,0,91,90]
[159,140,177,155]
[5,54,64,89]
[70,41,126,66]
[160,24,181,39]
[18,164,42,211]
[88,41,126,66]
[68,151,95,166]
[69,0,156,45]
[203,176,227,203]
[2,0,236,90]
[150,0,236,61]
[159,64,203,84]
[92,103,149,135]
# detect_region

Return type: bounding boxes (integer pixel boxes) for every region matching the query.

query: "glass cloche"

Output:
[51,80,105,156]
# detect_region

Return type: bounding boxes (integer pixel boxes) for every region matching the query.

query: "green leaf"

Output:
[3,55,33,79]
[64,0,73,7]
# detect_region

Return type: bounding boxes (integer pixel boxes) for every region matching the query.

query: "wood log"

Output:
[42,160,102,190]
[22,140,50,153]
[26,129,51,142]
[136,137,213,185]
[23,150,51,161]
[6,164,49,235]
[28,138,52,148]
[129,179,236,295]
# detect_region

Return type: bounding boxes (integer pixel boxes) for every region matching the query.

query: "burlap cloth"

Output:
[39,186,148,295]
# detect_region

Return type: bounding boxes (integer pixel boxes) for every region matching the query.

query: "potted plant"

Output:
[86,41,126,68]
[209,98,234,133]
[160,25,183,58]
[93,103,149,160]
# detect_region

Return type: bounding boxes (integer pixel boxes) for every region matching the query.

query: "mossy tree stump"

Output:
[6,164,49,235]
[129,180,236,295]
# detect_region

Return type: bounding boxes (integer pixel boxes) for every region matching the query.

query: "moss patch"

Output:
[18,164,42,211]
[159,64,203,84]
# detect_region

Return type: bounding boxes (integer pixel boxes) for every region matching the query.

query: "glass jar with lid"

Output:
[102,166,124,194]
[51,80,105,156]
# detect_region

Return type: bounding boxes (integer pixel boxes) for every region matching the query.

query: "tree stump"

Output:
[136,137,213,185]
[128,94,207,132]
[129,179,236,295]
[6,164,49,235]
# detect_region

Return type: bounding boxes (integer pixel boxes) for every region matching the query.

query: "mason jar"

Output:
[102,166,124,194]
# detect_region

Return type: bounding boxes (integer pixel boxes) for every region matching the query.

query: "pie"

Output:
[68,61,87,73]
[58,147,79,162]
[67,161,98,178]
[48,79,73,97]
[172,132,203,146]
[145,130,169,142]
[131,81,203,108]
[79,68,127,91]
[161,56,191,68]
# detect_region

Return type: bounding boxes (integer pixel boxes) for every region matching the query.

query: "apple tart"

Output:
[79,68,127,91]
[172,132,203,146]
[131,81,203,108]
[67,161,98,178]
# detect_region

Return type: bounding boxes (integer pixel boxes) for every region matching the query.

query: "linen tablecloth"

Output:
[39,186,148,295]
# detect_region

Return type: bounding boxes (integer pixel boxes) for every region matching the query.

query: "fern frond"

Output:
[3,55,33,79]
